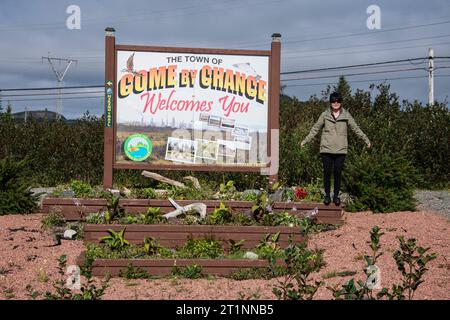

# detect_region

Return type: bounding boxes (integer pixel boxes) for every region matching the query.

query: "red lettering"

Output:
[141,92,157,114]
[219,95,250,117]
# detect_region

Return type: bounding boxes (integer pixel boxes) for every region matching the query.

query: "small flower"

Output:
[294,187,308,200]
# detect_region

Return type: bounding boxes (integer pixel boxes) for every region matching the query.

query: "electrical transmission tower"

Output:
[42,55,77,119]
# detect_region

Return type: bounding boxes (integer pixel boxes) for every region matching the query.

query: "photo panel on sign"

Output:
[165,137,198,164]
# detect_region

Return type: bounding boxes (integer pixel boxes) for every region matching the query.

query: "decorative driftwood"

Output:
[305,207,319,219]
[141,171,185,188]
[183,176,201,189]
[163,198,207,219]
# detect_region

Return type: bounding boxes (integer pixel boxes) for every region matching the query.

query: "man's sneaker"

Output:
[333,196,341,206]
[323,195,331,205]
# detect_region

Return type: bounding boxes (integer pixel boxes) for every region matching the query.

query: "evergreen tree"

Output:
[0,157,38,215]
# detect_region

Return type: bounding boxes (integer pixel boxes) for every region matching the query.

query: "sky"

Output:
[0,0,449,119]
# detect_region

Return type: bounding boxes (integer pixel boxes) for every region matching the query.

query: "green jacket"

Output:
[302,108,370,154]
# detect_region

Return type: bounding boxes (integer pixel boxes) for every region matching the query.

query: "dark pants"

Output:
[321,153,346,197]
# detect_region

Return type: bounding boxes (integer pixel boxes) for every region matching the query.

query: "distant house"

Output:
[12,110,67,122]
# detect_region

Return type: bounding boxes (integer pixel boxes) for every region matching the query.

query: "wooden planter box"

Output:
[42,198,344,225]
[84,224,306,249]
[77,252,276,277]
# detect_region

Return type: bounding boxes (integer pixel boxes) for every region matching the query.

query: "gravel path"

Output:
[414,190,450,219]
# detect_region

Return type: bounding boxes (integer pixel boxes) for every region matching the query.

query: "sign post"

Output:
[103,27,115,189]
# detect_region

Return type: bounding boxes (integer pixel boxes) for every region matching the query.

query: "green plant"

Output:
[328,226,384,300]
[70,179,93,198]
[142,187,157,199]
[37,267,49,283]
[377,236,437,300]
[171,264,203,279]
[226,239,245,255]
[139,207,165,224]
[41,209,66,229]
[232,213,254,226]
[219,180,235,194]
[100,228,130,251]
[282,188,295,201]
[251,192,271,222]
[210,202,233,225]
[241,190,260,202]
[143,236,162,256]
[25,284,41,299]
[104,195,125,223]
[304,178,324,202]
[0,157,38,215]
[343,150,419,213]
[251,182,280,222]
[3,287,15,299]
[85,212,105,224]
[229,267,274,280]
[121,215,139,224]
[273,212,304,227]
[119,263,151,279]
[255,232,282,259]
[271,242,325,300]
[179,236,224,259]
[323,270,357,279]
[45,254,108,300]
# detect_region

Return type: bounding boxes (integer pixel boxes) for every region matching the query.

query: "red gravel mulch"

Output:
[0,211,448,300]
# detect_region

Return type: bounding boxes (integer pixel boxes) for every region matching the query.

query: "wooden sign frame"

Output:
[103,29,280,188]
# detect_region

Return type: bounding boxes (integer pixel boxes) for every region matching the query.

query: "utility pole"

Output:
[428,48,434,106]
[42,54,77,120]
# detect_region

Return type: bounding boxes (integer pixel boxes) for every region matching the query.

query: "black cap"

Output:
[330,92,342,103]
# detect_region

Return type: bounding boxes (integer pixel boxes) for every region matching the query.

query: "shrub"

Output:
[45,254,108,300]
[271,242,325,300]
[41,209,66,229]
[70,179,93,198]
[0,157,38,215]
[343,150,419,213]
[378,236,437,300]
[329,226,437,300]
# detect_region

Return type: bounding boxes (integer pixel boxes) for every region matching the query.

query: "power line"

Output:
[283,34,450,56]
[281,58,427,75]
[282,67,426,82]
[0,85,104,92]
[5,95,103,103]
[283,19,450,46]
[232,16,450,49]
[283,75,450,88]
[1,91,104,98]
[282,41,450,61]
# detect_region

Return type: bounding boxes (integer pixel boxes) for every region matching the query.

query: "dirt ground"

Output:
[0,210,448,300]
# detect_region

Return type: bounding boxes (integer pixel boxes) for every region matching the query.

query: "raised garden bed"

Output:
[42,198,343,225]
[76,253,278,277]
[83,224,306,249]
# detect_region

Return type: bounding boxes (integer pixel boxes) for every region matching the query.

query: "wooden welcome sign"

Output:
[103,28,280,188]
